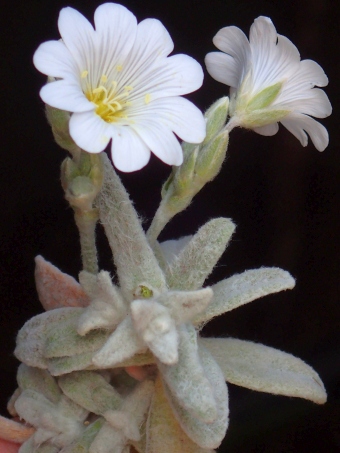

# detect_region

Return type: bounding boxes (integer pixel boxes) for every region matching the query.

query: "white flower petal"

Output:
[133,18,174,60]
[33,41,78,81]
[201,337,327,404]
[113,19,174,91]
[278,88,332,118]
[69,111,111,153]
[287,59,329,88]
[40,80,93,112]
[280,113,329,151]
[129,54,203,102]
[131,97,205,144]
[254,122,279,136]
[110,127,151,172]
[132,121,183,166]
[205,52,240,88]
[206,16,331,151]
[58,7,95,72]
[94,3,137,83]
[212,26,250,85]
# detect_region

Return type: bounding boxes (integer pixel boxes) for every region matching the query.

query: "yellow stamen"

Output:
[144,93,151,104]
[85,77,133,123]
[116,65,123,72]
[81,70,88,78]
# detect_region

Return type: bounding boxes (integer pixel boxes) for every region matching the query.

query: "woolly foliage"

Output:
[201,337,327,404]
[194,267,295,324]
[163,344,229,449]
[147,376,214,453]
[165,218,235,290]
[96,154,166,300]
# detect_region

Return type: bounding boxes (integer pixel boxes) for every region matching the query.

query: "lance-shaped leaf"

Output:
[92,317,146,368]
[47,352,95,376]
[44,309,110,359]
[14,390,85,448]
[19,436,60,453]
[59,371,123,415]
[165,218,235,290]
[96,154,166,300]
[15,308,84,369]
[159,288,213,323]
[147,376,214,453]
[77,271,127,335]
[160,236,193,266]
[17,365,62,405]
[200,337,327,404]
[35,256,90,310]
[163,344,229,449]
[90,381,154,453]
[0,415,35,444]
[59,418,105,453]
[131,300,178,365]
[158,324,217,423]
[194,268,295,324]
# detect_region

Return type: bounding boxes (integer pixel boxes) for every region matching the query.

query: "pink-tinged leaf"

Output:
[0,415,34,444]
[35,255,90,310]
[0,438,20,453]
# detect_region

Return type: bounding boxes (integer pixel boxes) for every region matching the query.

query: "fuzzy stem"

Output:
[74,209,99,274]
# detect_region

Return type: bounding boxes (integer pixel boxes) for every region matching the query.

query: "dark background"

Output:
[0,0,339,451]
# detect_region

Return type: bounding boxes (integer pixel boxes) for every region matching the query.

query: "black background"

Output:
[0,0,339,451]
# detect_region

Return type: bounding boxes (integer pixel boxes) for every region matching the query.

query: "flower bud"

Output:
[61,152,103,213]
[202,96,229,146]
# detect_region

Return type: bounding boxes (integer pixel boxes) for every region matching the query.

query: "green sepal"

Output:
[202,97,229,146]
[247,82,282,110]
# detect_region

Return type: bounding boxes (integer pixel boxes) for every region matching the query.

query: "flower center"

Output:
[84,74,133,123]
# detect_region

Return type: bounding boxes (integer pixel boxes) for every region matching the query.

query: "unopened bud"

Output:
[202,96,229,146]
[61,152,103,213]
[195,130,229,183]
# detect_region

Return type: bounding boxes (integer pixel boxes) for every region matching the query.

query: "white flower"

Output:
[205,16,332,151]
[33,3,206,172]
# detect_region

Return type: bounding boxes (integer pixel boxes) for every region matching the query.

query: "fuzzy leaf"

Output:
[96,154,166,300]
[160,288,213,323]
[17,365,61,404]
[59,371,123,415]
[131,300,178,364]
[201,337,327,404]
[15,308,83,369]
[194,267,295,324]
[147,376,214,453]
[47,351,95,376]
[158,324,217,423]
[19,437,59,453]
[165,218,235,290]
[44,310,110,358]
[35,255,90,310]
[92,317,146,368]
[89,422,126,453]
[163,344,229,449]
[160,236,192,265]
[0,415,35,444]
[59,418,105,453]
